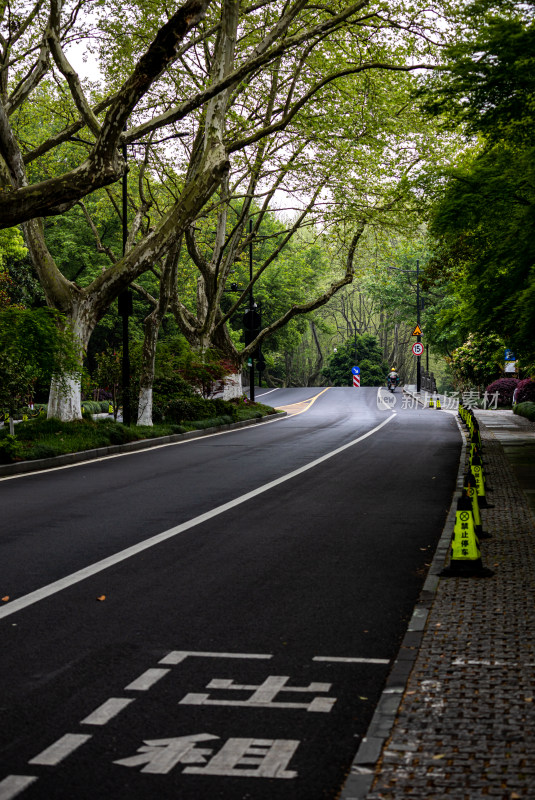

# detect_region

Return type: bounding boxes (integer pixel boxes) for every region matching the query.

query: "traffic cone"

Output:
[439,494,493,577]
[436,397,442,410]
[464,473,490,539]
[466,413,474,436]
[470,453,492,507]
[470,417,482,446]
[470,441,483,461]
[429,396,434,408]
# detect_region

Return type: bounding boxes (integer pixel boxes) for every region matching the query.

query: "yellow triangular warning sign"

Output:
[411,324,422,336]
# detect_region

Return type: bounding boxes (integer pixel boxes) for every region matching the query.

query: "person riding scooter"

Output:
[386,368,400,392]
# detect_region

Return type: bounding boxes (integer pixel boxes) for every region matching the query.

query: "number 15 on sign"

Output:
[412,342,424,357]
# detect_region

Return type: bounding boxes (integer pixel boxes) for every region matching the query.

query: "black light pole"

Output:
[119,133,132,425]
[249,218,255,402]
[416,259,421,393]
[388,263,422,390]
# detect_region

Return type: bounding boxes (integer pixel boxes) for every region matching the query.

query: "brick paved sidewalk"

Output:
[342,411,535,800]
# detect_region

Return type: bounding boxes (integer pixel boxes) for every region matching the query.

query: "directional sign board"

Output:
[412,342,424,356]
[411,324,422,336]
[351,366,360,375]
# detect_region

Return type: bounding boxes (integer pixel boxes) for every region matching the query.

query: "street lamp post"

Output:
[416,260,421,393]
[249,218,255,402]
[119,132,132,425]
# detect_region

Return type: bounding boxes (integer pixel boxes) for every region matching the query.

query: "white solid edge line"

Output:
[0,410,287,482]
[0,387,331,483]
[0,414,396,621]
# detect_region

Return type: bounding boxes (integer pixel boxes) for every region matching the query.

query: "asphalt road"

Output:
[0,387,461,800]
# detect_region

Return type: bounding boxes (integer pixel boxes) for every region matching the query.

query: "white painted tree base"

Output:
[47,375,83,421]
[137,387,153,426]
[222,372,242,400]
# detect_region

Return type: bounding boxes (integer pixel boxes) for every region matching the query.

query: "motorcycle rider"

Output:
[387,367,400,391]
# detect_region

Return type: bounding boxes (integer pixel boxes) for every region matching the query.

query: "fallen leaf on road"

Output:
[1,596,9,602]
[524,697,533,703]
[96,595,106,601]
[432,754,445,760]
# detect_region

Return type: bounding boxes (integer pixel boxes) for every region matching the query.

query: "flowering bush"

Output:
[515,379,535,404]
[485,378,519,407]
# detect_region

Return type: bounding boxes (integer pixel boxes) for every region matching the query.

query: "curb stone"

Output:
[0,412,286,478]
[339,411,467,800]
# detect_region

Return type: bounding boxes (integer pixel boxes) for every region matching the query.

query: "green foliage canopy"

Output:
[422,2,535,369]
[0,308,80,419]
[322,334,388,386]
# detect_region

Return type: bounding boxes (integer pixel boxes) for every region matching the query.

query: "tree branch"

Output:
[242,224,365,358]
[46,0,101,138]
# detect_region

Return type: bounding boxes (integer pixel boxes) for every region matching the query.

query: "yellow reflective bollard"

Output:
[439,494,494,577]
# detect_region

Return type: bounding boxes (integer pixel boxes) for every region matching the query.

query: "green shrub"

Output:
[152,405,164,424]
[514,401,535,422]
[30,443,63,459]
[0,435,22,463]
[211,399,239,420]
[153,375,194,405]
[82,400,102,414]
[96,419,138,444]
[187,415,235,430]
[164,396,238,423]
[16,417,65,437]
[164,397,201,422]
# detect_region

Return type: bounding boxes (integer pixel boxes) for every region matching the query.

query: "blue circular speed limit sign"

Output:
[412,342,424,356]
